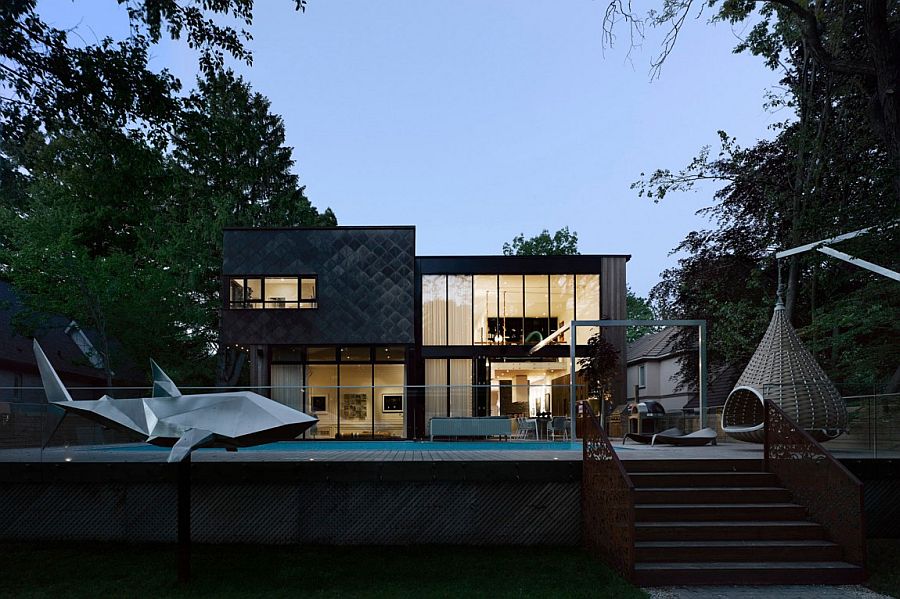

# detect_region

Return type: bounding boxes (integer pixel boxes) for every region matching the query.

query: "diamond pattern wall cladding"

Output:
[222,229,415,345]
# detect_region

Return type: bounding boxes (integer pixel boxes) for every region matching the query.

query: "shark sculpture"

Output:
[34,340,317,462]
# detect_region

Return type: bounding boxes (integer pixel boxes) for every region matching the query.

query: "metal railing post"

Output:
[570,322,577,440]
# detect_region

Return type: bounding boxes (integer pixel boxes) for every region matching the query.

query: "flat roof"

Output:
[416,254,631,260]
[223,225,416,231]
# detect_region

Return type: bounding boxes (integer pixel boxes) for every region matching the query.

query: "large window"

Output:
[271,345,407,439]
[306,364,337,438]
[425,359,473,422]
[575,274,601,344]
[524,275,551,343]
[227,276,317,309]
[498,275,523,344]
[473,275,498,344]
[447,275,473,345]
[424,273,601,346]
[422,275,447,345]
[550,275,575,344]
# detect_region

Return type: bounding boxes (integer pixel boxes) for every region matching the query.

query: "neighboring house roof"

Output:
[683,363,741,410]
[627,327,684,364]
[0,280,140,385]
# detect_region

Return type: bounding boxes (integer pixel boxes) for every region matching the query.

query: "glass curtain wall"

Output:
[551,275,575,343]
[424,273,600,346]
[473,275,498,345]
[270,365,302,411]
[422,275,447,345]
[575,274,601,344]
[306,364,337,438]
[425,359,473,421]
[498,275,523,344]
[425,359,448,423]
[374,364,404,437]
[524,274,550,343]
[339,363,373,438]
[274,347,406,439]
[449,359,473,417]
[447,275,473,345]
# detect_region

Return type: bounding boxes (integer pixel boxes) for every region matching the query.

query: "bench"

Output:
[429,417,513,441]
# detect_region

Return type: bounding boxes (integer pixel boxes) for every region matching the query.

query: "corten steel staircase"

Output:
[581,401,866,586]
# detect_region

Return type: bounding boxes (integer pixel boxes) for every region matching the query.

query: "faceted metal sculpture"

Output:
[34,340,317,462]
[721,295,848,443]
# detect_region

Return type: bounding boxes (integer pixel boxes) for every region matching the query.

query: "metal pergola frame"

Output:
[567,319,708,440]
[775,225,899,282]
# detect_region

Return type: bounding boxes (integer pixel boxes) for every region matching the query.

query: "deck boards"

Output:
[0,441,891,464]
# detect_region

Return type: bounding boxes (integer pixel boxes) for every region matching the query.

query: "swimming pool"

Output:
[95,440,588,452]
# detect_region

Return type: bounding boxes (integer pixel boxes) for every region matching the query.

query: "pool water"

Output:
[96,440,587,452]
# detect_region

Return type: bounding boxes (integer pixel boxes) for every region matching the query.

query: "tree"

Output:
[602,1,900,199]
[0,127,189,385]
[626,286,656,342]
[169,69,336,385]
[502,227,579,256]
[577,332,622,419]
[1,68,336,387]
[0,1,305,141]
[641,121,898,394]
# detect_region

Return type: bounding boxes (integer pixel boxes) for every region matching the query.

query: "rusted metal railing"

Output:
[581,401,635,581]
[765,398,867,567]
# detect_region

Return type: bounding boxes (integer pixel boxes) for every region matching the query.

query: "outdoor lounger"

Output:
[623,427,717,446]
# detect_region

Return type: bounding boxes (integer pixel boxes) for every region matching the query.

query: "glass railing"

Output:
[0,385,895,459]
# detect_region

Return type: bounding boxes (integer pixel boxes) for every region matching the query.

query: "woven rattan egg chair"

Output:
[721,295,848,443]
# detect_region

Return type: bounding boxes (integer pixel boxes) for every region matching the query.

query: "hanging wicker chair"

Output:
[721,296,848,443]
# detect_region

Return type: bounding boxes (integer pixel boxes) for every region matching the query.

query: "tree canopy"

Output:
[502,227,579,256]
[619,1,900,393]
[603,0,900,199]
[0,3,333,386]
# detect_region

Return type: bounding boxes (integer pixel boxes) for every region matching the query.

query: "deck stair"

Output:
[626,459,865,586]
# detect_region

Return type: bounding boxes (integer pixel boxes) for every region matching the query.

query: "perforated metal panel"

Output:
[0,480,579,545]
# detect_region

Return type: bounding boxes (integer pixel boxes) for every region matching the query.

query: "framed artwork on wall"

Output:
[311,395,327,413]
[382,394,403,413]
[341,393,368,420]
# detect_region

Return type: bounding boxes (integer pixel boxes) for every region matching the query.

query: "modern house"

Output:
[220,226,629,439]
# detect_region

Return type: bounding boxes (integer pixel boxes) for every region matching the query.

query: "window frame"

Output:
[226,275,318,309]
[638,363,647,388]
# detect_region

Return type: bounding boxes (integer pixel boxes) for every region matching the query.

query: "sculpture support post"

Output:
[177,454,191,584]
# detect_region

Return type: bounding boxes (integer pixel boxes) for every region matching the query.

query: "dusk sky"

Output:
[41,1,783,296]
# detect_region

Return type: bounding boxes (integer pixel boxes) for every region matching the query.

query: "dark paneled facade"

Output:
[220,226,629,438]
[221,227,416,346]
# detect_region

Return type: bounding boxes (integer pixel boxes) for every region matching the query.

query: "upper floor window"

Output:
[423,273,600,346]
[228,276,317,309]
[638,364,647,388]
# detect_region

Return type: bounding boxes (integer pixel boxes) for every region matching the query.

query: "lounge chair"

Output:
[652,427,717,446]
[623,427,682,445]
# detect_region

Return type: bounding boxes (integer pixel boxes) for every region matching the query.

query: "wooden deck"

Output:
[0,439,890,463]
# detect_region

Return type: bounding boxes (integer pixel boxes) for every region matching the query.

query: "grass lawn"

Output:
[868,539,900,598]
[0,543,647,599]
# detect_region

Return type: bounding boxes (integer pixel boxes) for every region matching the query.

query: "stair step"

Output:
[624,459,763,474]
[634,561,865,586]
[635,539,843,563]
[635,487,791,504]
[635,503,807,522]
[635,521,826,541]
[630,472,779,488]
